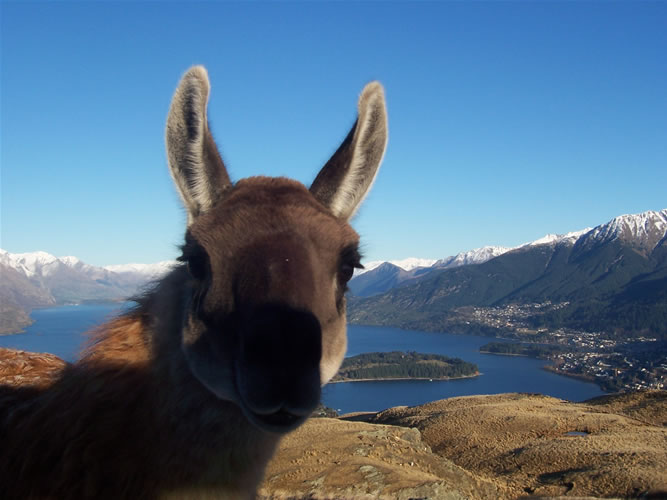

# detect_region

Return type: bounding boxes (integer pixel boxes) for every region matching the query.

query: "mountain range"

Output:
[2,208,666,338]
[348,209,667,338]
[0,251,175,334]
[350,246,513,297]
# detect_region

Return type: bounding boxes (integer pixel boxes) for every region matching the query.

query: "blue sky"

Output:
[2,1,666,266]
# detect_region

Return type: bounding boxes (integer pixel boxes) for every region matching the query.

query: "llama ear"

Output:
[166,66,231,224]
[310,82,388,221]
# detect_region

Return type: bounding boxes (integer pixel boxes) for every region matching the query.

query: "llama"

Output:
[0,66,387,499]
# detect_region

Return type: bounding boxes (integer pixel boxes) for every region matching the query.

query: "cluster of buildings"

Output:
[464,301,569,338]
[549,346,665,392]
[464,302,665,392]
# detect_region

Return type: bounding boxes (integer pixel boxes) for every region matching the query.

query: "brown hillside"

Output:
[370,392,667,499]
[259,417,503,499]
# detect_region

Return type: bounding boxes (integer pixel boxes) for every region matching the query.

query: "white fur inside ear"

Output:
[328,83,388,220]
[166,66,220,224]
[184,80,214,213]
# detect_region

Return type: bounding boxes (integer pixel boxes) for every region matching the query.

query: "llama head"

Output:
[165,66,387,433]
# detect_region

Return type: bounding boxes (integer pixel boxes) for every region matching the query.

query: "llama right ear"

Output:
[310,82,388,221]
[166,66,231,225]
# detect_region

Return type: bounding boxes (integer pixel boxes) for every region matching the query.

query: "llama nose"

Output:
[237,304,322,416]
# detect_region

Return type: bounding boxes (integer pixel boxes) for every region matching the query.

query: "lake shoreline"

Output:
[330,372,481,383]
[480,348,609,392]
[542,365,597,384]
[479,350,531,357]
[2,306,608,413]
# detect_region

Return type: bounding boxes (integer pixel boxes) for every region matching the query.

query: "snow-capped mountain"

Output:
[520,228,592,248]
[349,208,667,336]
[575,209,667,254]
[356,233,588,278]
[104,261,177,277]
[1,250,175,281]
[358,209,667,277]
[0,250,177,334]
[1,250,63,278]
[349,247,513,298]
[349,209,667,298]
[434,246,512,270]
[357,258,438,275]
[0,249,176,304]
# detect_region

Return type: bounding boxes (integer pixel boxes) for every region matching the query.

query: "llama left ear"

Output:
[310,82,388,221]
[166,66,232,225]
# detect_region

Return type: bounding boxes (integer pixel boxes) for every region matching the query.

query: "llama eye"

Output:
[186,254,209,281]
[338,245,363,284]
[179,236,210,281]
[339,263,355,283]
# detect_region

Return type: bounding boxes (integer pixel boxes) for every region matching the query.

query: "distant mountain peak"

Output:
[59,256,83,266]
[523,228,592,248]
[435,246,512,270]
[0,250,61,277]
[103,261,178,276]
[582,209,667,252]
[0,249,177,308]
[357,257,437,275]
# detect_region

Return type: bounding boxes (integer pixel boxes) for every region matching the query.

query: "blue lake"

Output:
[0,304,606,413]
[0,303,128,359]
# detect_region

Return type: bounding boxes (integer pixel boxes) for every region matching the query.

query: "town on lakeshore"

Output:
[471,302,665,392]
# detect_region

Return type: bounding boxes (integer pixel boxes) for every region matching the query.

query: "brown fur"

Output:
[1,308,281,499]
[0,66,387,499]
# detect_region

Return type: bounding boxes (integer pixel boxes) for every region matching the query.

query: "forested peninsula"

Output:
[331,351,479,382]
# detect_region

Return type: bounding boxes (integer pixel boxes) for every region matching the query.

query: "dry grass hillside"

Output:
[259,417,503,499]
[261,391,666,499]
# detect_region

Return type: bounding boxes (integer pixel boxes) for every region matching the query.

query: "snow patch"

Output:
[586,209,667,250]
[357,257,437,275]
[104,261,177,276]
[1,249,176,281]
[0,250,61,277]
[522,228,592,248]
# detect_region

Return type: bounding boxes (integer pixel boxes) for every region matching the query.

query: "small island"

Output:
[331,351,479,382]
